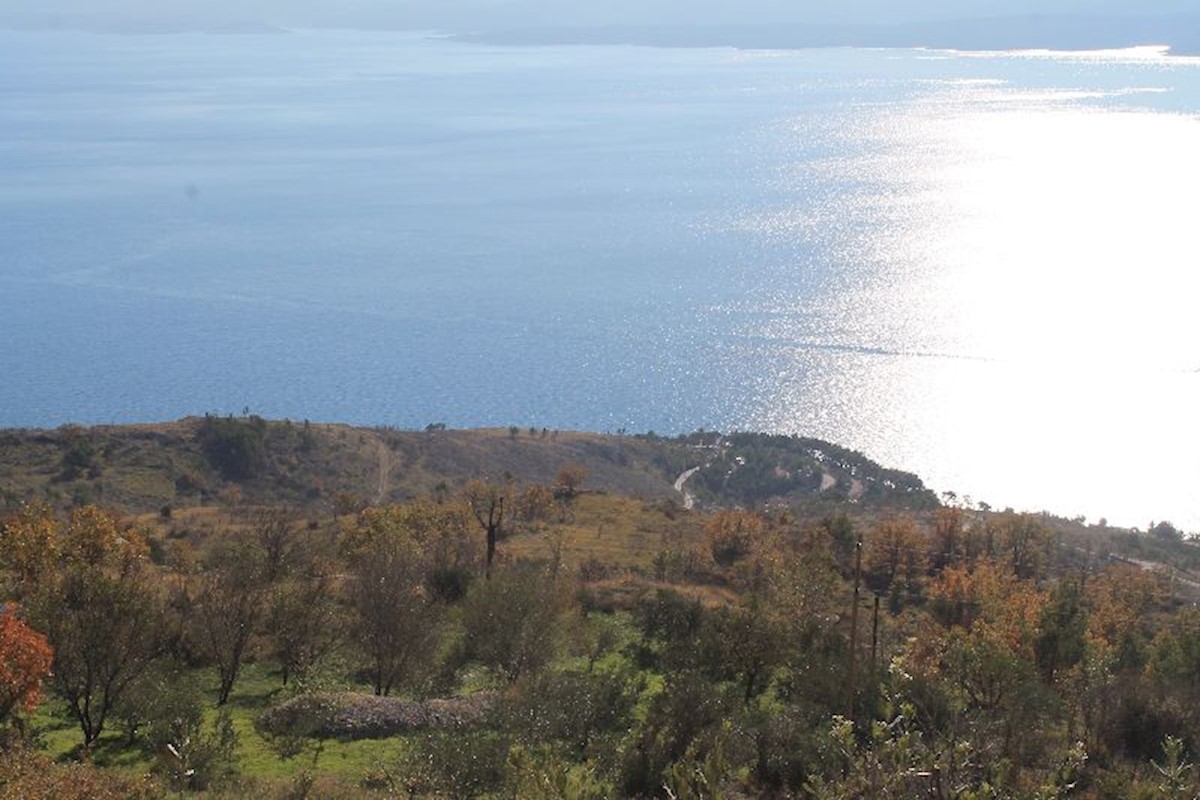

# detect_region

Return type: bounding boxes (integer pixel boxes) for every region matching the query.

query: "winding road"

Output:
[673,466,701,510]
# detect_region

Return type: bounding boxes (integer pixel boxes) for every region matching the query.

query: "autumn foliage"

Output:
[0,605,53,724]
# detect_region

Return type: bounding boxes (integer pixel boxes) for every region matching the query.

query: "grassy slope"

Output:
[31,663,402,788]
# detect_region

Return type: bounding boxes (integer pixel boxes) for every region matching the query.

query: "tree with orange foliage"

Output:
[512,484,556,530]
[863,515,926,594]
[1,504,145,586]
[62,505,128,567]
[10,505,165,748]
[705,509,766,566]
[1073,564,1166,748]
[987,513,1055,580]
[552,464,588,499]
[0,502,59,596]
[930,506,966,571]
[0,605,53,726]
[916,560,1050,758]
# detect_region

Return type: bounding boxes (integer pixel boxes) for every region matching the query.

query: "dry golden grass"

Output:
[504,493,704,571]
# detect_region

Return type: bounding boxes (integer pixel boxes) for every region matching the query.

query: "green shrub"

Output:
[399,730,510,799]
[199,415,267,481]
[462,564,566,682]
[497,666,642,759]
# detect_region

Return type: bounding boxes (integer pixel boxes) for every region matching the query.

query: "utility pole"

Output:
[871,593,880,678]
[847,534,863,714]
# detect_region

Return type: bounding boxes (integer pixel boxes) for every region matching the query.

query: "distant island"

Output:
[458,15,1200,55]
[3,10,1198,55]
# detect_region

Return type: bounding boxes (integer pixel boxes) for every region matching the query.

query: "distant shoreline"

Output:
[450,17,1200,57]
[1,15,1197,56]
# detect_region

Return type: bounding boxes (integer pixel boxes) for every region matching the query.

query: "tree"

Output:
[989,513,1055,580]
[251,507,301,583]
[266,566,340,686]
[914,560,1054,761]
[199,414,267,482]
[17,505,165,748]
[350,530,442,696]
[705,510,765,567]
[465,481,506,578]
[33,561,165,747]
[461,565,564,682]
[343,500,481,600]
[1034,581,1087,683]
[0,606,53,727]
[1150,521,1184,543]
[930,506,966,570]
[619,671,738,798]
[701,598,787,703]
[58,426,100,481]
[191,541,267,705]
[864,515,927,594]
[553,464,588,499]
[512,484,555,531]
[0,502,59,595]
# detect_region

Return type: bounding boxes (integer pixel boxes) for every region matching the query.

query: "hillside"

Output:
[0,416,937,515]
[9,418,1200,798]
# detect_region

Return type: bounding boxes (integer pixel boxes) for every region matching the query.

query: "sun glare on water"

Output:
[747,57,1200,528]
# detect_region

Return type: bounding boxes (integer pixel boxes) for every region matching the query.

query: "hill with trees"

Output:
[0,416,936,516]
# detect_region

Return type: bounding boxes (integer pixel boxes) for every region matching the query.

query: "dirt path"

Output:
[674,466,701,511]
[374,440,390,505]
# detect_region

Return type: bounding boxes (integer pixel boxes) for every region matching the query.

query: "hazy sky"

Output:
[5,0,1198,31]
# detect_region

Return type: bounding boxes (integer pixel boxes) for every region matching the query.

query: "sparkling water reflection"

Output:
[738,51,1200,528]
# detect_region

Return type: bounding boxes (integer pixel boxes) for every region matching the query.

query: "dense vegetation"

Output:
[1,421,1198,798]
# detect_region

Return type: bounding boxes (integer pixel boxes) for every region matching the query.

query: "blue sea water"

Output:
[0,30,1197,527]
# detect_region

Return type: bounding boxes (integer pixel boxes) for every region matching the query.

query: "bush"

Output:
[113,662,205,749]
[199,415,267,481]
[706,510,764,567]
[748,704,823,791]
[496,666,642,758]
[164,710,240,792]
[0,745,160,799]
[58,428,100,482]
[619,672,743,797]
[461,565,566,682]
[428,564,473,603]
[398,730,510,799]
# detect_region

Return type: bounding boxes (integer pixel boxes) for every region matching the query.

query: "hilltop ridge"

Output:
[0,416,936,515]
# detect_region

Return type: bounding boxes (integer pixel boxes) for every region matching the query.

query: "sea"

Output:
[0,29,1197,529]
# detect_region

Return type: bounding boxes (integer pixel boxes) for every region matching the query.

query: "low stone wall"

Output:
[258,691,495,740]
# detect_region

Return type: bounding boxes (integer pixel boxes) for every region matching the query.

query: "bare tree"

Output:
[465,481,505,578]
[252,507,301,583]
